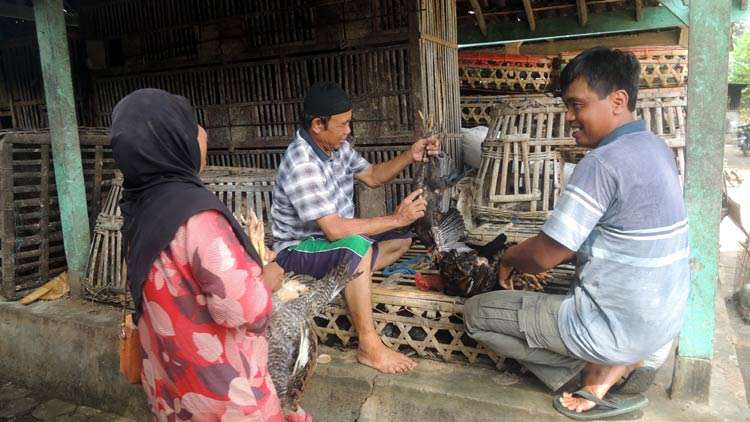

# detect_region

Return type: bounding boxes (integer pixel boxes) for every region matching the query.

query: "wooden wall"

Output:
[0,0,460,157]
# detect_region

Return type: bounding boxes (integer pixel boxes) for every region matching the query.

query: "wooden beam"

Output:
[0,3,33,20]
[468,0,487,37]
[522,0,536,31]
[459,6,685,47]
[0,3,78,26]
[678,26,689,47]
[577,0,589,26]
[458,1,635,21]
[634,0,644,21]
[33,0,90,298]
[518,28,682,55]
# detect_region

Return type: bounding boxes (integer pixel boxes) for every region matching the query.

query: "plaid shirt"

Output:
[272,128,370,252]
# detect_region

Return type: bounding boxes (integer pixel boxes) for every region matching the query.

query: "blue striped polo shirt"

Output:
[542,120,690,365]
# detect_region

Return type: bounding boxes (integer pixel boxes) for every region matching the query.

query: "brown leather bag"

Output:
[119,312,142,384]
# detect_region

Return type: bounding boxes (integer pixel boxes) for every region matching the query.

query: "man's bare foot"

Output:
[558,362,633,413]
[613,361,643,389]
[357,333,417,374]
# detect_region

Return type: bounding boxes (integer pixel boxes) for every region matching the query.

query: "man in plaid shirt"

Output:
[272,81,439,373]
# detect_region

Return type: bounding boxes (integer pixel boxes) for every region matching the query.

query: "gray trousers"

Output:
[463,290,586,391]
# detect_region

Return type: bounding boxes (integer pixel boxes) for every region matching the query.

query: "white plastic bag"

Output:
[460,126,489,169]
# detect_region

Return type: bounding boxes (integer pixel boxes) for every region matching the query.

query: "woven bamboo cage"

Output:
[474,136,567,223]
[561,47,688,89]
[83,166,276,305]
[0,129,115,299]
[314,245,577,366]
[207,140,464,215]
[461,88,686,143]
[207,145,418,214]
[458,52,553,94]
[315,270,503,367]
[463,88,687,242]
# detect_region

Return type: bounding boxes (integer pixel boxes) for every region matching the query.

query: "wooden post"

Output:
[634,0,644,21]
[576,0,588,26]
[522,0,536,31]
[33,0,90,298]
[670,0,731,403]
[468,0,487,36]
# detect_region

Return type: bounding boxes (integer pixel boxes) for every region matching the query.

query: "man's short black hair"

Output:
[560,47,641,112]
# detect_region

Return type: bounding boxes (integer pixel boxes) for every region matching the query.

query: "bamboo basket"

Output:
[313,244,502,366]
[474,136,565,223]
[464,88,686,177]
[83,166,276,305]
[459,52,553,94]
[560,47,688,89]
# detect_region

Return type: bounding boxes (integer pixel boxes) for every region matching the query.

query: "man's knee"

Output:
[463,295,482,336]
[396,237,412,251]
[337,234,373,268]
[378,237,411,254]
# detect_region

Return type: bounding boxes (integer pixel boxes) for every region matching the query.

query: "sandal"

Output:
[553,389,649,420]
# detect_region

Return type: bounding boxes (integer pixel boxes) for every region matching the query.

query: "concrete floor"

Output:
[0,380,134,421]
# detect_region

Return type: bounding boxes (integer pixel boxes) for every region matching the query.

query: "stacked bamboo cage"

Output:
[0,129,115,299]
[83,166,276,305]
[462,87,687,243]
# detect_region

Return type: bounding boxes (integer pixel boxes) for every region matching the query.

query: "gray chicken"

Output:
[267,262,357,411]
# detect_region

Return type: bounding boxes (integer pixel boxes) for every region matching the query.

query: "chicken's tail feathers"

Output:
[432,208,467,252]
[305,259,359,315]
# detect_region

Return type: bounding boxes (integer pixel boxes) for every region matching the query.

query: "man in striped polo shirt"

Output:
[271,81,440,374]
[464,47,689,419]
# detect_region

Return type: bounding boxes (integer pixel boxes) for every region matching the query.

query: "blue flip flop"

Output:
[553,389,649,420]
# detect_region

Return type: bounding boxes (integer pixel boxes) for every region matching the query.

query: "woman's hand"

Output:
[264,248,277,263]
[261,262,284,292]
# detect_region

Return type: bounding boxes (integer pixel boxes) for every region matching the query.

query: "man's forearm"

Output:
[503,237,549,274]
[321,214,403,241]
[503,233,573,274]
[369,150,413,186]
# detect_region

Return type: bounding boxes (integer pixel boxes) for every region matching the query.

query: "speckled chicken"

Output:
[411,151,509,297]
[412,151,467,247]
[430,208,510,297]
[267,262,356,411]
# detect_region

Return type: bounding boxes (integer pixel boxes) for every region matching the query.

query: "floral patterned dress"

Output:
[137,210,284,422]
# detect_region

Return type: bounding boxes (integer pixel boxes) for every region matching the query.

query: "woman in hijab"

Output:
[111,89,287,421]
